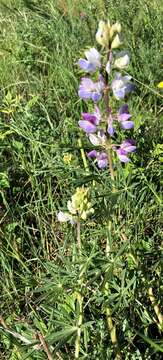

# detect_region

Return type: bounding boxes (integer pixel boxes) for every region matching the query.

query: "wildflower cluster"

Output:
[57,187,94,223]
[78,19,136,168]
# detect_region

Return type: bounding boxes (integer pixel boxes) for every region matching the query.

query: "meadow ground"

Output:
[0,0,162,359]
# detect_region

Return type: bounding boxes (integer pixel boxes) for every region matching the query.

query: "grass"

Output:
[0,0,162,359]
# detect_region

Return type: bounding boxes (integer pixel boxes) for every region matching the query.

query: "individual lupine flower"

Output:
[118,104,134,129]
[115,139,136,162]
[78,106,101,133]
[78,76,104,102]
[114,52,130,69]
[89,129,107,147]
[57,187,94,222]
[87,150,108,169]
[78,48,101,73]
[107,114,115,136]
[111,73,134,100]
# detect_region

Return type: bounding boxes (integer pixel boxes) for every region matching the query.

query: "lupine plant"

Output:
[57,18,137,360]
[57,18,162,359]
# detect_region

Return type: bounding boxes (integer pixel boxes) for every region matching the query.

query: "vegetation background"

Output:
[0,0,162,359]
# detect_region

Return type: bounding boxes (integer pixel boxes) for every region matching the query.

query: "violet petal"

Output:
[97,152,108,168]
[118,113,131,121]
[78,59,96,72]
[87,150,97,158]
[120,121,134,129]
[117,149,130,163]
[79,120,97,133]
[91,92,102,102]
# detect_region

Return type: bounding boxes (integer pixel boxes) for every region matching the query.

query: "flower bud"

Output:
[96,21,109,47]
[111,34,123,49]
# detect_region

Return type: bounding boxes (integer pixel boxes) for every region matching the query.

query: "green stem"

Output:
[75,292,83,359]
[104,48,121,359]
[75,220,83,359]
[78,137,89,173]
[107,140,115,182]
[77,220,81,255]
[105,238,122,360]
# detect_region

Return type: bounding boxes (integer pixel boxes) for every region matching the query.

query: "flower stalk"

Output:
[75,220,83,359]
[76,219,81,256]
[107,142,115,181]
[103,47,121,358]
[74,289,83,359]
[104,49,115,182]
[105,230,121,359]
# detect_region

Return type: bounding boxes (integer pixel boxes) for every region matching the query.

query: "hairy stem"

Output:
[104,49,115,182]
[104,48,121,359]
[105,245,122,359]
[77,220,81,255]
[107,141,115,182]
[75,291,83,359]
[75,220,83,359]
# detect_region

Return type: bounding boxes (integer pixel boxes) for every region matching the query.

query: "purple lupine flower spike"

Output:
[78,48,101,73]
[118,104,134,129]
